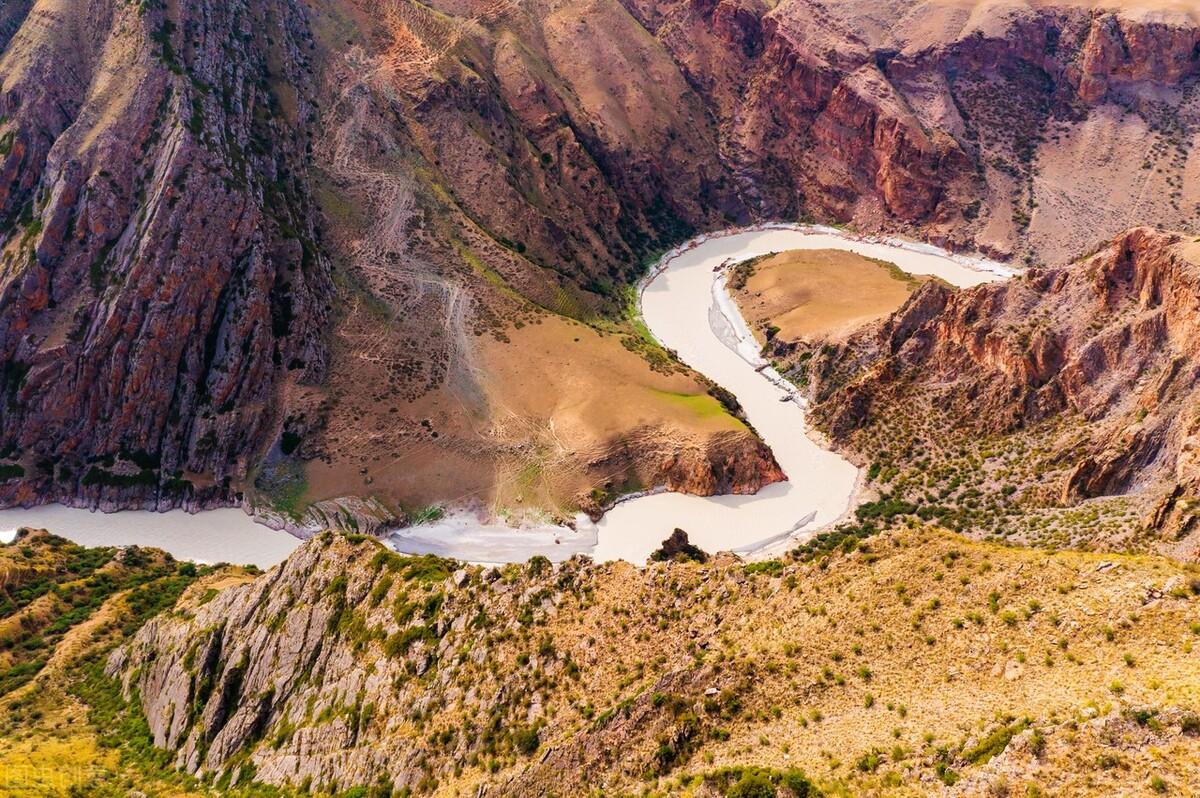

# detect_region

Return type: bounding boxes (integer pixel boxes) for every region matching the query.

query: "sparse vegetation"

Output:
[4,526,1187,796]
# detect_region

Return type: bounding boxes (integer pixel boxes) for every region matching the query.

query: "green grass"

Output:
[515,461,543,492]
[408,504,446,525]
[652,389,742,423]
[866,255,922,289]
[962,718,1029,765]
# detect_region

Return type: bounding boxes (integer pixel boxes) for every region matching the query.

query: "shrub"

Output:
[964,720,1027,765]
[745,560,785,577]
[513,726,540,755]
[280,430,302,455]
[727,772,776,798]
[399,555,454,583]
[856,750,881,772]
[705,767,818,798]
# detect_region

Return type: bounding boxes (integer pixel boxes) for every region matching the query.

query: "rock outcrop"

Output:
[110,534,738,794]
[810,227,1200,537]
[577,427,786,519]
[247,494,404,538]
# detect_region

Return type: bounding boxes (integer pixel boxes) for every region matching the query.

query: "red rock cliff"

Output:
[812,228,1200,525]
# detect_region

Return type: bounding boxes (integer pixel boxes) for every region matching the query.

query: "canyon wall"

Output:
[2,0,1199,516]
[0,0,329,509]
[809,227,1200,547]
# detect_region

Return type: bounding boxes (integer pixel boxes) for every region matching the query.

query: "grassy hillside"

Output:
[6,523,1194,796]
[0,530,272,796]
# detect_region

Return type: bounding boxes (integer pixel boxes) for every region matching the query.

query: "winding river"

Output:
[0,225,1013,567]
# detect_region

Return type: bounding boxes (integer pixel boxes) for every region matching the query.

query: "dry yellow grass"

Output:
[4,526,1196,796]
[532,526,1200,795]
[732,249,926,344]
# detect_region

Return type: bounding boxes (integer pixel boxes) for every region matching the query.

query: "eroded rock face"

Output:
[248,495,404,538]
[111,535,737,794]
[2,0,1199,517]
[660,0,1200,259]
[577,427,785,519]
[811,227,1200,516]
[1075,12,1200,104]
[0,0,329,509]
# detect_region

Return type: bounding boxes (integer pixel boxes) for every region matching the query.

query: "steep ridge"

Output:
[0,0,329,510]
[107,531,1200,795]
[646,0,1200,260]
[805,228,1200,554]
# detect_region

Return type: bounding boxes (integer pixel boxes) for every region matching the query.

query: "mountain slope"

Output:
[797,228,1200,557]
[103,530,1200,796]
[0,0,329,509]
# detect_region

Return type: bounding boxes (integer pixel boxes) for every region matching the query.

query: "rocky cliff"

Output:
[0,0,329,510]
[577,426,787,518]
[649,0,1200,260]
[807,227,1200,553]
[3,0,1200,522]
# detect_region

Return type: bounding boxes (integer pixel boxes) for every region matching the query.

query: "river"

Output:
[0,225,1013,567]
[390,225,1012,563]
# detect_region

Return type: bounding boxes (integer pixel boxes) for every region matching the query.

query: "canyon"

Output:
[4,3,1200,795]
[1,226,1006,566]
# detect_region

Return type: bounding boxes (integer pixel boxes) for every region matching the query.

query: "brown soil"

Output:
[302,314,749,520]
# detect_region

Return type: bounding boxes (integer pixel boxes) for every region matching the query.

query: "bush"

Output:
[780,770,818,797]
[792,521,877,562]
[856,749,881,772]
[745,560,785,577]
[964,720,1027,765]
[0,462,24,481]
[728,772,776,798]
[513,726,540,755]
[280,430,302,455]
[855,495,917,522]
[399,555,454,583]
[706,767,818,798]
